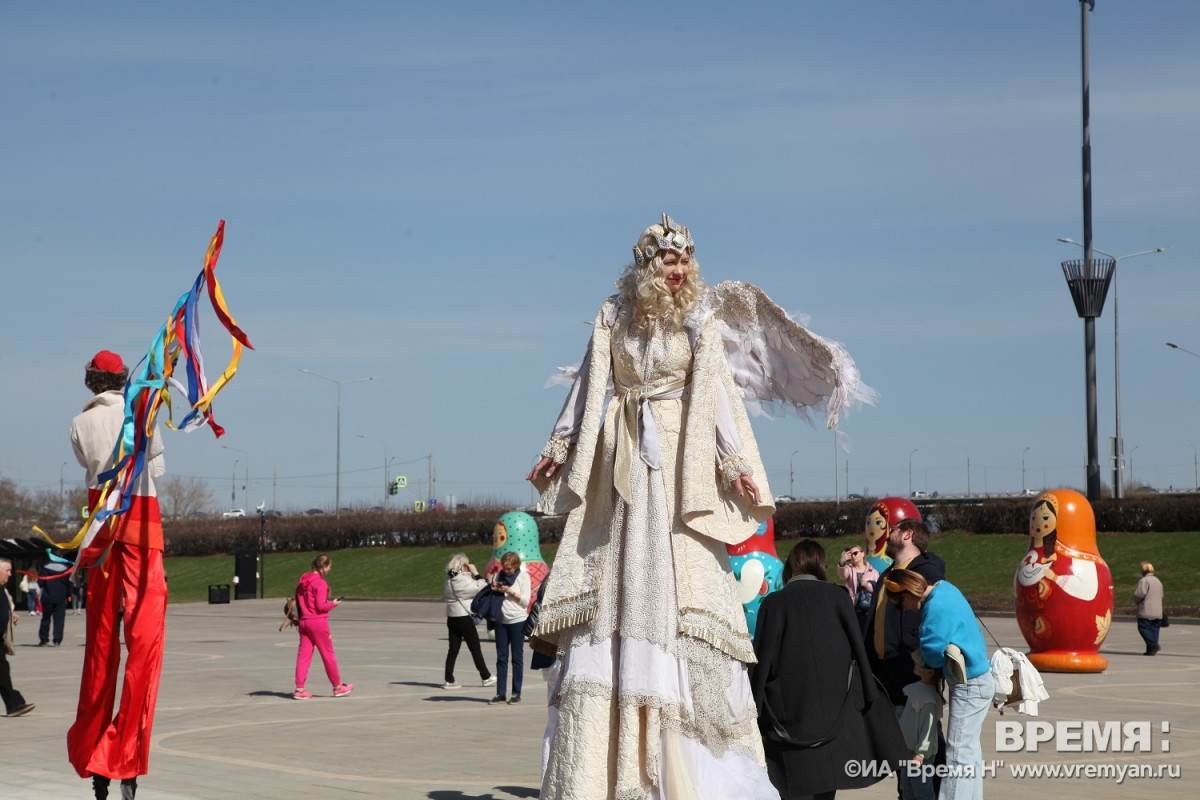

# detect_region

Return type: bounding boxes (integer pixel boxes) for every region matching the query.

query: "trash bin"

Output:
[208,583,231,604]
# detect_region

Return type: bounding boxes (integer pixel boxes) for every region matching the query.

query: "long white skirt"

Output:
[540,456,778,800]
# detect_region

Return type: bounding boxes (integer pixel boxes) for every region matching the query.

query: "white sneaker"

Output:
[442,682,462,690]
[482,676,497,687]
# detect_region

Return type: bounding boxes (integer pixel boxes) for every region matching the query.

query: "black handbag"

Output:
[1161,611,1170,628]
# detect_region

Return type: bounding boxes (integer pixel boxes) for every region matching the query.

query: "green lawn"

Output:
[163,532,1197,614]
[165,545,558,603]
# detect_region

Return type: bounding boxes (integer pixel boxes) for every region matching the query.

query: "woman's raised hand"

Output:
[526,456,558,481]
[733,474,761,505]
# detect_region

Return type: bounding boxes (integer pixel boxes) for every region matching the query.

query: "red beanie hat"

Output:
[88,350,126,373]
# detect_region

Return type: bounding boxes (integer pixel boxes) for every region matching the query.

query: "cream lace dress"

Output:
[538,303,778,800]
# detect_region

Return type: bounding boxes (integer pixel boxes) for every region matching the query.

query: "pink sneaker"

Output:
[293,689,313,700]
[333,683,354,697]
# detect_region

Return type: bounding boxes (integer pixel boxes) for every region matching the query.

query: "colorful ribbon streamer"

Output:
[36,220,253,564]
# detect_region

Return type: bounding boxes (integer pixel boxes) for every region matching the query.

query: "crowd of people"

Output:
[0,217,1173,800]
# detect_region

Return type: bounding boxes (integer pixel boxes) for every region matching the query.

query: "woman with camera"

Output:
[442,553,496,689]
[838,545,879,633]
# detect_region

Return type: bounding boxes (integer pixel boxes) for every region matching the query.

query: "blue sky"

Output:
[3,1,1199,512]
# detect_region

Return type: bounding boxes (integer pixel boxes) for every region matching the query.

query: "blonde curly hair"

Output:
[616,223,706,328]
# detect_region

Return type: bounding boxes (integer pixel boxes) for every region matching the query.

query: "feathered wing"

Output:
[703,280,877,427]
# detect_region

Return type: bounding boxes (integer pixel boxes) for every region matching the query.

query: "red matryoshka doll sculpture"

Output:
[1014,489,1114,672]
[863,497,920,574]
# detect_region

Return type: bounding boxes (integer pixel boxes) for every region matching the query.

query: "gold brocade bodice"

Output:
[611,306,693,391]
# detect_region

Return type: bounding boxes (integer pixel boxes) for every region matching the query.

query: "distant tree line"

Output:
[152,494,1200,558]
[0,474,215,536]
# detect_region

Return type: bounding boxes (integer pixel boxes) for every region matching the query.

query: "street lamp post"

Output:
[228,459,238,506]
[833,434,839,504]
[300,369,378,521]
[267,454,277,513]
[1167,342,1200,360]
[964,447,971,497]
[358,434,389,508]
[222,445,247,509]
[1059,0,1109,503]
[908,449,918,497]
[789,449,799,498]
[1058,239,1170,499]
[1194,444,1198,492]
[1022,446,1031,494]
[1128,445,1139,491]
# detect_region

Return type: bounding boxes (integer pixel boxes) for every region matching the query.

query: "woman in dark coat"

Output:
[751,539,906,800]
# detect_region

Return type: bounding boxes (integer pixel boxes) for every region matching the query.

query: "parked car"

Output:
[222,508,246,518]
[911,491,929,499]
[774,494,797,504]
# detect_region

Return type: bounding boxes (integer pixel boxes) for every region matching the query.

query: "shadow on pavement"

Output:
[427,787,538,800]
[424,695,490,703]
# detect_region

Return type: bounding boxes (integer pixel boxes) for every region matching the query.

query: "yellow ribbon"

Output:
[612,376,688,505]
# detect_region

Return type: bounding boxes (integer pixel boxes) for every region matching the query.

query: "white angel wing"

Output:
[544,364,580,389]
[703,281,877,428]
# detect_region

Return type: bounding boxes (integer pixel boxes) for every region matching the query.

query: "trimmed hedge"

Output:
[772,494,1200,540]
[164,508,567,557]
[160,494,1200,557]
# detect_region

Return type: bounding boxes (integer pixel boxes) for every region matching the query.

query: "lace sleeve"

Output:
[718,453,753,489]
[540,435,572,465]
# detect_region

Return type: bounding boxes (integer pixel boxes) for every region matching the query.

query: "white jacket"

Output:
[990,647,1049,715]
[444,569,487,618]
[70,391,164,494]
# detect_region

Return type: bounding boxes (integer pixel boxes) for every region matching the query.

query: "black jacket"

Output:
[751,576,906,798]
[864,550,946,705]
[38,564,72,606]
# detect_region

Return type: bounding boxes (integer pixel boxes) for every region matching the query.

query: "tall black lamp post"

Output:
[1062,0,1112,503]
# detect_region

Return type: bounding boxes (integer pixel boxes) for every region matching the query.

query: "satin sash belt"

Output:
[612,375,689,505]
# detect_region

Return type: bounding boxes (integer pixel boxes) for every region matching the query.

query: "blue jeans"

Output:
[494,621,525,698]
[941,671,993,800]
[1137,618,1161,651]
[899,759,937,800]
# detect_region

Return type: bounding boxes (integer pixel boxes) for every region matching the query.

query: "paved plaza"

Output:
[4,598,1196,799]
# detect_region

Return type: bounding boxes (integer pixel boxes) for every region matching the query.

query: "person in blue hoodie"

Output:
[884,569,993,800]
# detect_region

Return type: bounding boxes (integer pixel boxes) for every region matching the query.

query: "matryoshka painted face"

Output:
[866,508,888,554]
[492,521,509,550]
[1029,499,1057,544]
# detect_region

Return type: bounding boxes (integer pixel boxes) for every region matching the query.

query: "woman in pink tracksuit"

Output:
[292,554,353,700]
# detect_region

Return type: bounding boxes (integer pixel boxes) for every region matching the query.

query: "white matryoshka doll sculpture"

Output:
[1014,489,1114,672]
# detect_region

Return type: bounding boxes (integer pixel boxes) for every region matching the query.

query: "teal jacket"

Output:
[919,581,989,681]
